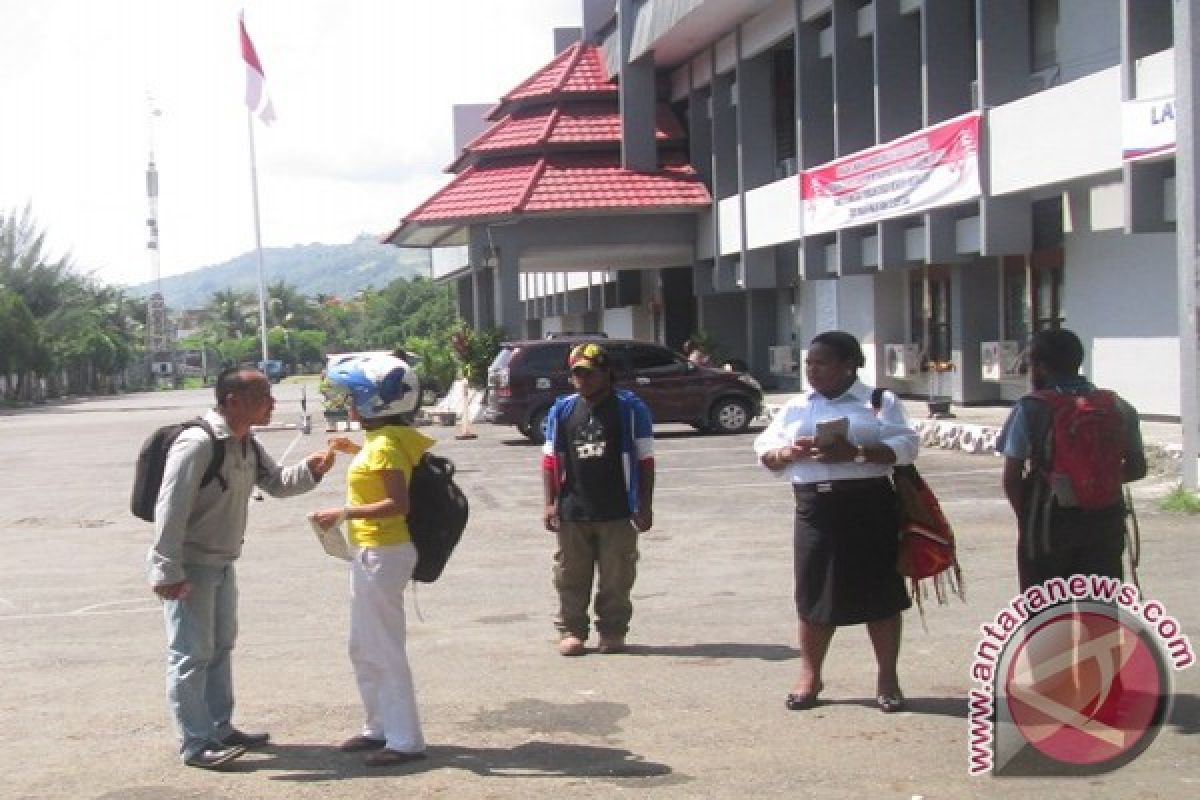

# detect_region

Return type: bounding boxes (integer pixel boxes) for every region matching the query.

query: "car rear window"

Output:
[489,347,515,371]
[515,344,570,373]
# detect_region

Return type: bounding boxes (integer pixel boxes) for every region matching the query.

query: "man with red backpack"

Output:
[998,328,1147,590]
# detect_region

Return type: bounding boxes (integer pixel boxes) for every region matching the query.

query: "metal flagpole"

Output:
[247,111,270,368]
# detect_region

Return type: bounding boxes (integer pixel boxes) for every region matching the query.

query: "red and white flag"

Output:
[239,13,276,124]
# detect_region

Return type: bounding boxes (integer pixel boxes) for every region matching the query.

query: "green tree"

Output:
[207,287,256,339]
[1,206,142,397]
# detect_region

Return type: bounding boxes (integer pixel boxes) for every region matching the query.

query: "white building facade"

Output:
[583,0,1182,417]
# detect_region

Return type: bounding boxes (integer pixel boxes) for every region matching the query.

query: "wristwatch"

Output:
[853,445,868,464]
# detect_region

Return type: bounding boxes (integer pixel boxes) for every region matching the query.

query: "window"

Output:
[929,274,952,362]
[772,43,797,175]
[517,344,570,373]
[909,270,953,363]
[627,345,679,372]
[1031,250,1064,331]
[1002,256,1031,343]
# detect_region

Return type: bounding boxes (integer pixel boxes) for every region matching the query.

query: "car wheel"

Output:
[709,398,751,434]
[525,407,550,444]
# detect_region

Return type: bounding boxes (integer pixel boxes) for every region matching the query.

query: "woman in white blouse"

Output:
[754,331,919,714]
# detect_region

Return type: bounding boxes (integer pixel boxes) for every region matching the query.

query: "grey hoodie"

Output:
[147,408,318,586]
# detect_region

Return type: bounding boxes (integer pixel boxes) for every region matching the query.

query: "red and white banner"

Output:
[801,111,982,235]
[239,14,276,125]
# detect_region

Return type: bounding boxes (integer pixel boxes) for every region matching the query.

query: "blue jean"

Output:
[161,563,238,759]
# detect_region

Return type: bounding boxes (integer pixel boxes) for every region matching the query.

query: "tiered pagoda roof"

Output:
[385,41,710,246]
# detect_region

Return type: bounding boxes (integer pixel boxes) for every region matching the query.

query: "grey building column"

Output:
[492,246,524,339]
[1175,0,1200,489]
[874,0,921,142]
[796,5,834,169]
[952,259,1001,404]
[923,0,975,125]
[832,0,874,155]
[617,0,657,172]
[747,289,777,378]
[467,226,491,328]
[976,0,1031,108]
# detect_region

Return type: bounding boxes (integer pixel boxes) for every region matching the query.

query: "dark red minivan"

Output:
[484,337,763,442]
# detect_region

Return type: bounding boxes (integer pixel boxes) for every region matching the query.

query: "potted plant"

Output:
[449,323,504,438]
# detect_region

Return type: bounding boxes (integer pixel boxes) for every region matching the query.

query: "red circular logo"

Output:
[1004,607,1168,768]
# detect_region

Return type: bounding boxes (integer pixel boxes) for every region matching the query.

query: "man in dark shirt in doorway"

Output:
[541,343,655,656]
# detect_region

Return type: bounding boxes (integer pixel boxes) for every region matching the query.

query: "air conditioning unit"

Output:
[981,340,1022,381]
[884,344,920,379]
[768,345,799,375]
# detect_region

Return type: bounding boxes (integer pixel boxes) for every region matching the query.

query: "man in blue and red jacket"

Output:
[541,342,655,657]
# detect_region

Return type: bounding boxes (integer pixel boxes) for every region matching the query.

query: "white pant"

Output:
[349,543,425,753]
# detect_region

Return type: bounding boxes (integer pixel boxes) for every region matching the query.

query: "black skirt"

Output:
[792,478,911,625]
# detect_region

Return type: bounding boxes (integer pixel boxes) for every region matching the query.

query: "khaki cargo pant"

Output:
[553,518,639,640]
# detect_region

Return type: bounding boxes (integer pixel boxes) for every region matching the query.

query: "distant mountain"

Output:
[126,235,431,310]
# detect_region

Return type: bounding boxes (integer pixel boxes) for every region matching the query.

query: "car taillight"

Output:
[490,368,510,397]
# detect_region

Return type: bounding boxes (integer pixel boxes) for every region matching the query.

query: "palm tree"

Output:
[207,288,256,339]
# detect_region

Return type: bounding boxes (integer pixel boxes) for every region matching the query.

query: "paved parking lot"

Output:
[1,382,1197,799]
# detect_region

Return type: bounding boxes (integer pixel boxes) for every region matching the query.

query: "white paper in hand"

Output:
[308,511,352,561]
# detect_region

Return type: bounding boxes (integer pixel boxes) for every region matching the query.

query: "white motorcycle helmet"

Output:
[324,352,421,420]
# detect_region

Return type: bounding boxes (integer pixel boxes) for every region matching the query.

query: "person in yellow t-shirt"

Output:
[310,353,432,768]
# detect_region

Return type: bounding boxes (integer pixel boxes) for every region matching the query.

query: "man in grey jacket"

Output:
[148,367,336,769]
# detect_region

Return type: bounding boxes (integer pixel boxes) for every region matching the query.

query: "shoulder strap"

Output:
[190,419,228,491]
[246,435,270,483]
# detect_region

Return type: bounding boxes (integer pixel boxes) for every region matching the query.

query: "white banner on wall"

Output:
[1121,95,1176,161]
[801,111,983,236]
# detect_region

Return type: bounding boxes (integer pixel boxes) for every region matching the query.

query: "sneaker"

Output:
[597,635,626,654]
[339,734,387,752]
[364,748,427,767]
[184,743,246,769]
[221,729,270,748]
[558,635,586,656]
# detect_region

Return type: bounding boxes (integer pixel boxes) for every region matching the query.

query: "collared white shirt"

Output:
[753,380,919,484]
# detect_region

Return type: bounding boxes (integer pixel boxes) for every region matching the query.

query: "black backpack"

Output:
[406,452,469,583]
[131,419,227,522]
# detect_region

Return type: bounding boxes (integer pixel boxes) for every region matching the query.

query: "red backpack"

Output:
[1031,389,1126,510]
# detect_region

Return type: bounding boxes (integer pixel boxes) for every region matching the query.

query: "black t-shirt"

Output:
[558,393,630,522]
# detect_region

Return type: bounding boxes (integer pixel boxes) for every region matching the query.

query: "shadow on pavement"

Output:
[255,740,685,785]
[624,642,799,661]
[1169,692,1199,735]
[829,695,968,719]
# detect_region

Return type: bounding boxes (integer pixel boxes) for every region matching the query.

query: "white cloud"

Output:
[0,0,582,287]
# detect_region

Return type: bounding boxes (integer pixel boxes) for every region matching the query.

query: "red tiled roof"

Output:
[448,103,687,170]
[488,41,615,119]
[404,153,711,225]
[469,103,685,153]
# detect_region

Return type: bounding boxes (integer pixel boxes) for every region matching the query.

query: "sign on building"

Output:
[801,111,983,236]
[1121,95,1176,161]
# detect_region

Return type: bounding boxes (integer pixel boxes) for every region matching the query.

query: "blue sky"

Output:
[0,0,582,287]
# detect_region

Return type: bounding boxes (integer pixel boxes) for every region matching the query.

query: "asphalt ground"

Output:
[1,382,1197,799]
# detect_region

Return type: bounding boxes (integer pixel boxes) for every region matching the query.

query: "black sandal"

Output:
[785,681,823,711]
[876,691,905,713]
